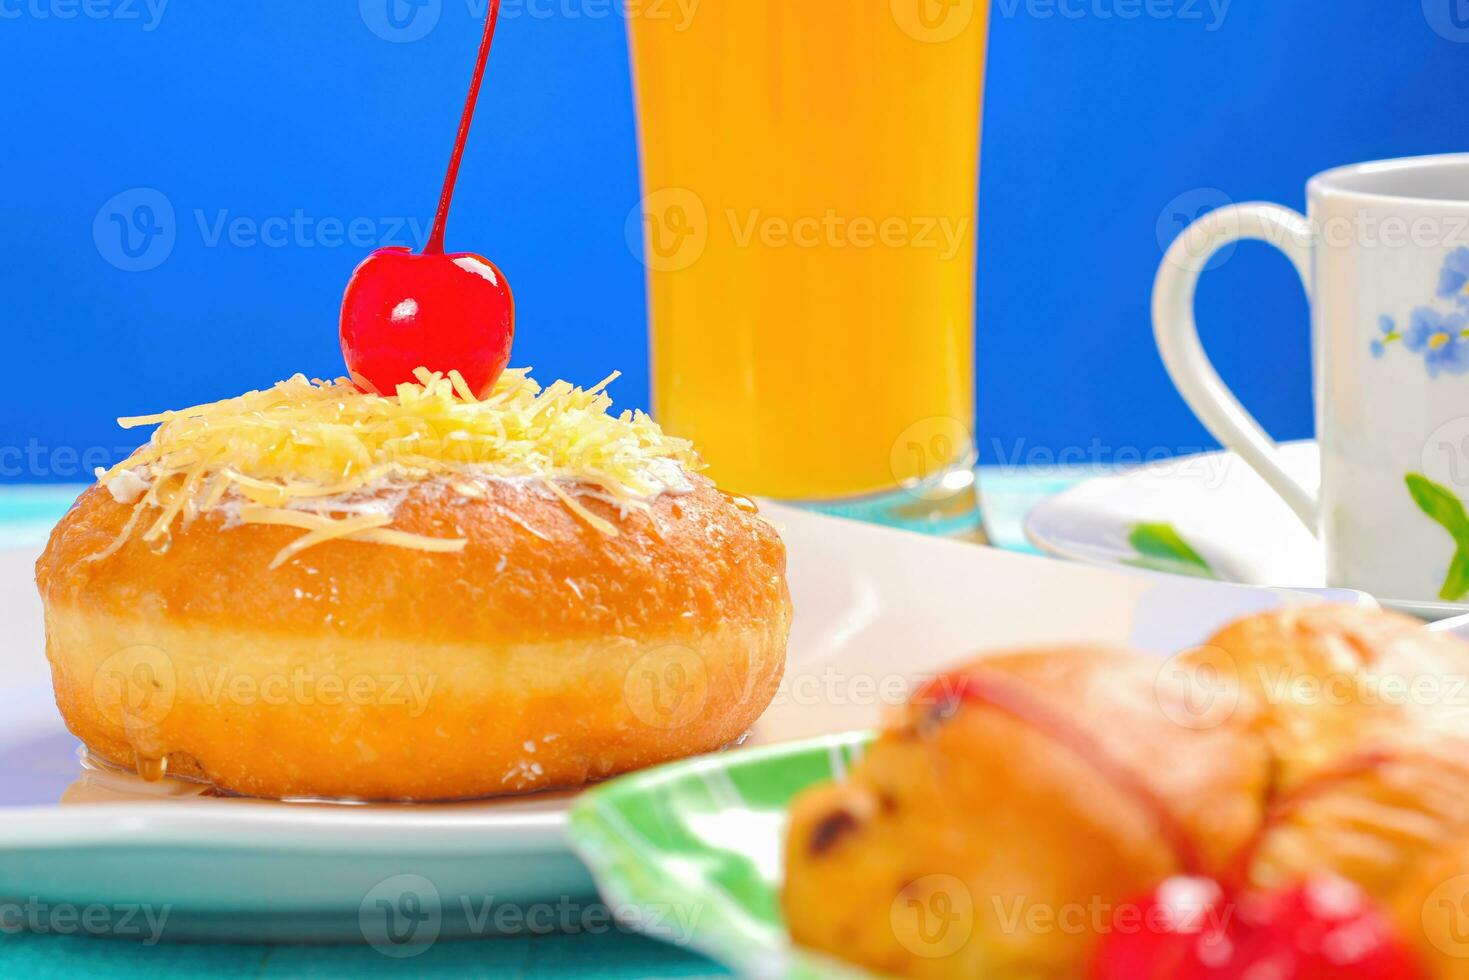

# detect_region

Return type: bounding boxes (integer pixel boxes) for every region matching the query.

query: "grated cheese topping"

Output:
[92,367,702,567]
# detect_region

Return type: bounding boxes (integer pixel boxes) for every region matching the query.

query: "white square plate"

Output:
[0,503,1362,941]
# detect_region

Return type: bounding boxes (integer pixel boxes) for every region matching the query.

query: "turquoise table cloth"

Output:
[0,470,1074,978]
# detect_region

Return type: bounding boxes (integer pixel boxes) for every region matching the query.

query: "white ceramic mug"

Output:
[1154,153,1469,604]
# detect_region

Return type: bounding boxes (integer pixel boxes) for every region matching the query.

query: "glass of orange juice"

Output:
[627,0,989,538]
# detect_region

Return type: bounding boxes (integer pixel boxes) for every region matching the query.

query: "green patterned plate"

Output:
[567,732,878,979]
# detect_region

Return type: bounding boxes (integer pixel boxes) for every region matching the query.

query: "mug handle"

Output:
[1152,203,1318,531]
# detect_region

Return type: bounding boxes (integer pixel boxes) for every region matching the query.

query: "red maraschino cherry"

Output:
[340,0,514,398]
[1091,876,1423,980]
[1089,876,1227,980]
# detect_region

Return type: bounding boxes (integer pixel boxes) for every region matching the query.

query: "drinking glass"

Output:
[628,0,989,537]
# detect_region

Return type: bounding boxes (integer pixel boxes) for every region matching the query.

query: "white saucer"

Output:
[1024,442,1469,622]
[0,502,1357,941]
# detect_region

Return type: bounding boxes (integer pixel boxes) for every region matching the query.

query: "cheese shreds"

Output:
[266,514,392,571]
[95,368,701,566]
[500,509,552,543]
[82,503,147,565]
[238,505,470,566]
[544,479,619,537]
[355,528,470,554]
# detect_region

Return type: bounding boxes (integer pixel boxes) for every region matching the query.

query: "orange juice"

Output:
[628,0,988,502]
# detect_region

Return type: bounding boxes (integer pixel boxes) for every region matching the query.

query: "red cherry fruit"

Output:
[1092,876,1423,980]
[339,0,513,398]
[340,246,512,397]
[1090,876,1230,980]
[1235,877,1422,980]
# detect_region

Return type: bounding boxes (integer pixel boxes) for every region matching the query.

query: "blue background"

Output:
[3,1,1468,482]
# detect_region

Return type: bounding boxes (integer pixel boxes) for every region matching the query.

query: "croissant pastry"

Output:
[782,606,1469,979]
[783,644,1271,978]
[1193,607,1469,904]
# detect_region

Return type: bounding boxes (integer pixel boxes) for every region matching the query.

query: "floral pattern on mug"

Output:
[1374,248,1469,376]
[1438,247,1469,306]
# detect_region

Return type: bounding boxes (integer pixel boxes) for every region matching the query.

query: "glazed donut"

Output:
[35,370,791,801]
[781,645,1270,979]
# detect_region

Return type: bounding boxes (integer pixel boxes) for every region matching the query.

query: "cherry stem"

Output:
[424,0,503,256]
